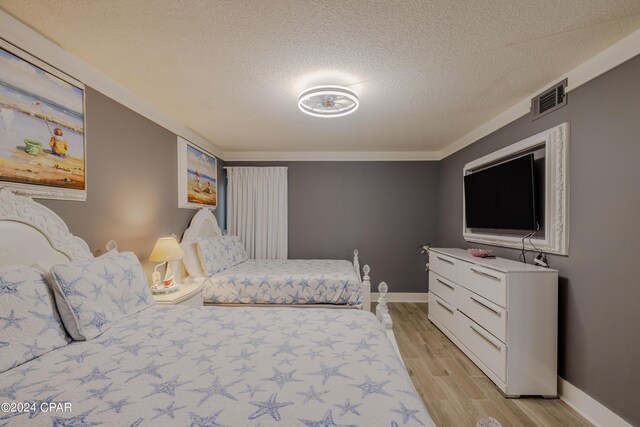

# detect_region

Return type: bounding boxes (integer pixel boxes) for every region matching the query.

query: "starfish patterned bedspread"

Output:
[0,306,434,426]
[193,259,362,306]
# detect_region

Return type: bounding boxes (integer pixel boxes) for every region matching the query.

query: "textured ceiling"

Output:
[2,0,640,153]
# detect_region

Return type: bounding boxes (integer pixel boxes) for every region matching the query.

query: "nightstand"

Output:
[152,282,204,306]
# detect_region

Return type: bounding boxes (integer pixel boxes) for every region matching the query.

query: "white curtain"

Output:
[226,167,288,259]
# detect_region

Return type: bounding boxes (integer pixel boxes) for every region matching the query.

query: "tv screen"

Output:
[464,154,537,231]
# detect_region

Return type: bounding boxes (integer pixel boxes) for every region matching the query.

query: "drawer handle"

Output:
[436,278,454,290]
[435,299,454,314]
[436,256,454,265]
[470,296,501,316]
[470,268,501,282]
[470,325,502,350]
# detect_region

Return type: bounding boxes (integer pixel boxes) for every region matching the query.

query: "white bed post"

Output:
[354,249,372,312]
[105,240,118,252]
[361,264,372,312]
[353,249,361,279]
[376,282,391,327]
[376,281,403,365]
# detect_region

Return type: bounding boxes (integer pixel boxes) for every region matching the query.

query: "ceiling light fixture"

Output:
[298,86,359,118]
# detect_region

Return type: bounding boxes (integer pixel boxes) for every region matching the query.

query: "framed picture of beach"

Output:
[0,39,86,201]
[177,136,217,209]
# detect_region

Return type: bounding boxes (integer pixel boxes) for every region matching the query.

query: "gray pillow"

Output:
[49,251,153,340]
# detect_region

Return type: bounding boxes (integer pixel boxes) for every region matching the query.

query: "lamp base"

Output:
[151,261,181,291]
[151,281,180,294]
[163,260,180,287]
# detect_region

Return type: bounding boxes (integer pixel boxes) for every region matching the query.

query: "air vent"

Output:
[531,79,567,120]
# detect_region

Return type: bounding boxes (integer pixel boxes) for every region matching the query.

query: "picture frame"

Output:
[0,38,87,201]
[462,123,569,255]
[177,136,217,209]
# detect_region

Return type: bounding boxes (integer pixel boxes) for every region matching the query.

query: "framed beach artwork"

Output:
[177,136,217,209]
[0,39,86,201]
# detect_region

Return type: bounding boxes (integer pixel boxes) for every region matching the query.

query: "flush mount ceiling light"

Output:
[298,86,359,118]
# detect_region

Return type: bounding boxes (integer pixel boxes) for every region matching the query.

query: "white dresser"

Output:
[428,248,558,397]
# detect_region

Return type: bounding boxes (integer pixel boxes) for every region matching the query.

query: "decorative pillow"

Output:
[49,251,153,340]
[197,236,249,275]
[196,236,228,275]
[0,265,70,373]
[227,236,249,265]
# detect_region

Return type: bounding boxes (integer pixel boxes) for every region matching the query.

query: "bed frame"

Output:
[0,190,399,361]
[180,208,373,312]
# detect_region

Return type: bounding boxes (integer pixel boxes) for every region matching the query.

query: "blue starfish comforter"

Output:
[0,305,434,426]
[194,259,362,306]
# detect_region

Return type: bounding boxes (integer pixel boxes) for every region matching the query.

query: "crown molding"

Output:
[0,10,224,159]
[439,27,640,160]
[437,99,531,160]
[3,10,638,163]
[223,150,440,162]
[223,27,640,162]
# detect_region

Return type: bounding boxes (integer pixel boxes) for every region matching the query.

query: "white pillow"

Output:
[49,251,153,340]
[0,265,70,373]
[182,241,205,278]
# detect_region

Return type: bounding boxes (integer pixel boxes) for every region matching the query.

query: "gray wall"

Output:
[39,87,226,277]
[438,55,640,425]
[226,161,439,293]
[20,53,638,423]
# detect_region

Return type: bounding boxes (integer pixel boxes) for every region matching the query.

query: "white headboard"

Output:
[180,208,222,277]
[0,189,93,268]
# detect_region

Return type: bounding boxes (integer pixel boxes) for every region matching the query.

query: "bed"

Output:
[0,189,434,426]
[180,208,372,310]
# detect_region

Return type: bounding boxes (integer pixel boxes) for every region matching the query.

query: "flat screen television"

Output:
[464,153,537,231]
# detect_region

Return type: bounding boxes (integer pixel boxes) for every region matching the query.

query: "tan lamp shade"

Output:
[149,237,185,262]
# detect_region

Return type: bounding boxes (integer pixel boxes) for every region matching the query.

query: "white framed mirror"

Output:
[463,122,569,256]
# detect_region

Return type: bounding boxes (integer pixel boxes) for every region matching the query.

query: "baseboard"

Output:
[380,298,631,425]
[371,292,428,303]
[558,377,631,427]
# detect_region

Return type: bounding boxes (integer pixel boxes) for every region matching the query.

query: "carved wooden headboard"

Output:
[0,189,93,268]
[180,208,222,277]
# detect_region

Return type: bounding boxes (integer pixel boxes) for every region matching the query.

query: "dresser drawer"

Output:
[429,271,457,305]
[430,252,460,283]
[460,264,507,307]
[429,293,456,334]
[457,313,507,382]
[457,285,507,342]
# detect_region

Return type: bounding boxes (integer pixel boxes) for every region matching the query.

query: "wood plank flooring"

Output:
[386,302,592,427]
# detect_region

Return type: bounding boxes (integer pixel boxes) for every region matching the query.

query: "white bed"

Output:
[0,189,434,426]
[180,208,372,310]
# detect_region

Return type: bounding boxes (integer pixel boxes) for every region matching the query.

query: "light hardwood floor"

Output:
[387,302,592,427]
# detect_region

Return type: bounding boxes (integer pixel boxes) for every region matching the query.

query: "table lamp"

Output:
[149,236,185,289]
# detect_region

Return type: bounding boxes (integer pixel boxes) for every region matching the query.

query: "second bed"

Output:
[180,209,371,310]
